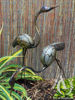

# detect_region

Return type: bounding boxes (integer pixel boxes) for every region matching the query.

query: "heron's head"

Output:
[51,42,65,51]
[34,5,59,25]
[39,6,59,14]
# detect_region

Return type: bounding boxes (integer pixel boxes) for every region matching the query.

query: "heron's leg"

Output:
[21,48,26,78]
[52,58,66,89]
[51,74,60,89]
[22,48,27,66]
[55,58,66,78]
[22,48,27,87]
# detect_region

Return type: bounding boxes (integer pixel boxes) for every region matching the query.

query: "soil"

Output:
[16,79,56,100]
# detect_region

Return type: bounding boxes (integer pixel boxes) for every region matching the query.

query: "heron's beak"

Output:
[12,38,18,48]
[47,6,59,11]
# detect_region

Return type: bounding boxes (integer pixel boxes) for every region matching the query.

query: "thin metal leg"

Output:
[51,74,60,89]
[55,58,66,78]
[22,48,27,87]
[22,48,27,66]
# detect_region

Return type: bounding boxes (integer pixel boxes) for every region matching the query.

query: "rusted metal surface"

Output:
[0,0,75,79]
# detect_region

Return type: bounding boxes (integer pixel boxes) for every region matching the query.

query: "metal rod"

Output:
[55,58,66,78]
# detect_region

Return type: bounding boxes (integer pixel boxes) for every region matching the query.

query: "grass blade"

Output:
[0,95,6,100]
[0,49,22,69]
[0,64,22,73]
[0,22,3,35]
[0,85,13,100]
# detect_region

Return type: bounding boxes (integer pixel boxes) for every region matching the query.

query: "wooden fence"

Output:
[0,0,75,79]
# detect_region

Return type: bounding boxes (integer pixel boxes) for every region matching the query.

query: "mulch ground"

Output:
[16,79,56,100]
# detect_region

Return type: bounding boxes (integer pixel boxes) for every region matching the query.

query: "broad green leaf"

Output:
[0,82,8,85]
[0,56,8,63]
[24,68,36,75]
[3,69,16,72]
[13,83,28,99]
[8,90,22,100]
[9,66,43,83]
[0,75,6,80]
[1,77,10,83]
[0,56,22,63]
[0,64,22,73]
[67,93,73,98]
[25,74,43,80]
[0,95,6,100]
[11,91,22,100]
[0,59,7,68]
[0,73,10,80]
[26,97,31,100]
[0,85,13,100]
[17,74,43,81]
[0,86,22,100]
[0,49,22,69]
[54,77,75,99]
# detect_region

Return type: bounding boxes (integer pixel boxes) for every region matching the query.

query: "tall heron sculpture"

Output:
[12,6,58,67]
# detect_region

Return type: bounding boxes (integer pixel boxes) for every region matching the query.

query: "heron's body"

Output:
[41,42,65,67]
[12,34,34,49]
[41,45,56,67]
[40,42,65,77]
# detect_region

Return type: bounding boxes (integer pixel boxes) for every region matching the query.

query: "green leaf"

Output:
[0,86,23,100]
[0,85,13,100]
[13,83,28,98]
[54,77,75,99]
[0,95,6,100]
[0,82,8,86]
[67,93,73,98]
[25,68,36,75]
[0,59,7,68]
[17,73,43,81]
[0,56,8,63]
[0,49,22,69]
[9,91,22,100]
[0,64,22,73]
[25,74,43,80]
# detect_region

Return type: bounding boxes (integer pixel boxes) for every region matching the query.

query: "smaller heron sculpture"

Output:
[12,6,58,67]
[40,42,65,77]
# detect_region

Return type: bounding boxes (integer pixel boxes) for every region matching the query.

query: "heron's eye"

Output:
[44,6,50,10]
[41,6,50,11]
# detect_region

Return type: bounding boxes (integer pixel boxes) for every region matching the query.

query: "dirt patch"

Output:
[16,79,56,100]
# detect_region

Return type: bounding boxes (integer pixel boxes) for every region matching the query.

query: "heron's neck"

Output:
[33,12,40,48]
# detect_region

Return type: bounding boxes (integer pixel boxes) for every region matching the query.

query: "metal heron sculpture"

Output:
[12,6,58,67]
[41,42,65,77]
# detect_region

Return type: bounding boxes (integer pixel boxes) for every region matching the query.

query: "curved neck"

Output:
[32,6,58,48]
[32,11,41,48]
[34,11,41,25]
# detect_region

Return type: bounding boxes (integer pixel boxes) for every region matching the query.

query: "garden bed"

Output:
[16,79,56,100]
[16,79,75,100]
